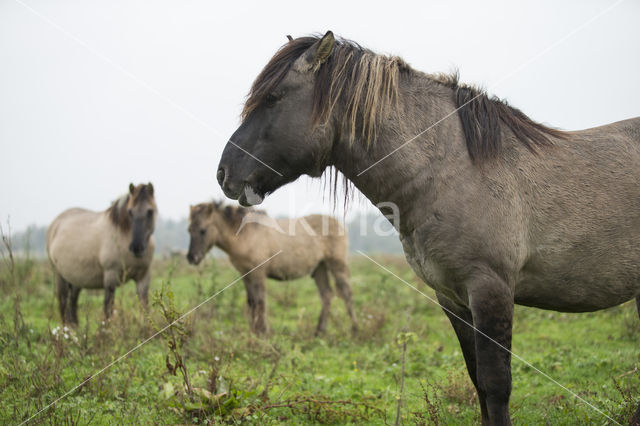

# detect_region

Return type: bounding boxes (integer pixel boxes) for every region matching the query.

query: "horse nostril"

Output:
[217,168,225,186]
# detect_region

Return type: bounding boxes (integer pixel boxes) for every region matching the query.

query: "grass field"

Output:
[1,252,639,425]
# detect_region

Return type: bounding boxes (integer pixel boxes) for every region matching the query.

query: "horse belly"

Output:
[269,253,319,280]
[515,261,640,312]
[47,214,105,289]
[49,241,104,288]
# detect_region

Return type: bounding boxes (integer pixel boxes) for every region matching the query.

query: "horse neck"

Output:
[212,219,241,255]
[330,76,470,234]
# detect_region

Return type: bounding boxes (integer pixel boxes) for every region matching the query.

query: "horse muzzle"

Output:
[238,184,264,206]
[186,252,201,265]
[217,166,242,199]
[217,167,264,206]
[129,243,146,258]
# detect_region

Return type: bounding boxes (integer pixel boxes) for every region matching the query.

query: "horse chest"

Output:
[400,233,466,305]
[100,242,151,283]
[121,259,149,282]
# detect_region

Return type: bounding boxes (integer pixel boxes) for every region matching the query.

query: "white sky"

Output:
[1,0,638,231]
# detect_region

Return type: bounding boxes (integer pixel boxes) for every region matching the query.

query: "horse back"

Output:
[236,214,347,280]
[297,214,348,259]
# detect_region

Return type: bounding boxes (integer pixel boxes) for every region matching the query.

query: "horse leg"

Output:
[242,276,256,330]
[135,271,150,309]
[67,286,81,325]
[436,292,489,423]
[327,260,358,333]
[56,274,70,323]
[103,270,119,320]
[312,262,333,336]
[467,271,514,426]
[243,275,268,334]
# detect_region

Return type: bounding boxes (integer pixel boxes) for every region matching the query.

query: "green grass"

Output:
[0,254,638,425]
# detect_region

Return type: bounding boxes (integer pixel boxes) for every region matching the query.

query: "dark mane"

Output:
[245,34,566,164]
[221,204,266,227]
[242,37,316,120]
[134,184,154,203]
[106,195,131,232]
[433,73,568,163]
[191,201,266,228]
[243,35,410,145]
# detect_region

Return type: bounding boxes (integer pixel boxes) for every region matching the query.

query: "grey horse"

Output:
[186,202,356,335]
[217,32,640,424]
[47,183,157,324]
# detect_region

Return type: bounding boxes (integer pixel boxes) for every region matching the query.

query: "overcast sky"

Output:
[1,0,638,231]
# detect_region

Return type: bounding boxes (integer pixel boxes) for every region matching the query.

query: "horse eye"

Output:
[265,92,281,107]
[200,228,206,236]
[147,209,154,218]
[265,92,284,108]
[128,209,133,217]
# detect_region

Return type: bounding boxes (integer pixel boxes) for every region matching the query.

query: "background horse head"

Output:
[108,183,157,257]
[186,201,248,264]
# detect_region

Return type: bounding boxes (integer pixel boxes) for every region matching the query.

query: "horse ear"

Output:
[147,182,154,196]
[286,34,293,42]
[294,30,335,72]
[314,31,335,65]
[129,183,135,195]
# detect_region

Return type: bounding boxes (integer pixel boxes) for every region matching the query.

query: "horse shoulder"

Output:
[97,213,132,268]
[226,228,269,273]
[399,173,528,304]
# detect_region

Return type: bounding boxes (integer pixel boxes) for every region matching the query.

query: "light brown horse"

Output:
[46,183,157,324]
[187,202,357,335]
[217,32,640,424]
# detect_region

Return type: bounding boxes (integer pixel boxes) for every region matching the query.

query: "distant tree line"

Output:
[6,212,403,257]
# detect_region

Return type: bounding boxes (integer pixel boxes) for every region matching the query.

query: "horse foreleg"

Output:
[467,272,514,426]
[68,286,81,325]
[135,272,150,309]
[312,262,333,336]
[327,260,358,334]
[243,276,268,334]
[437,292,489,423]
[103,271,119,320]
[56,274,69,323]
